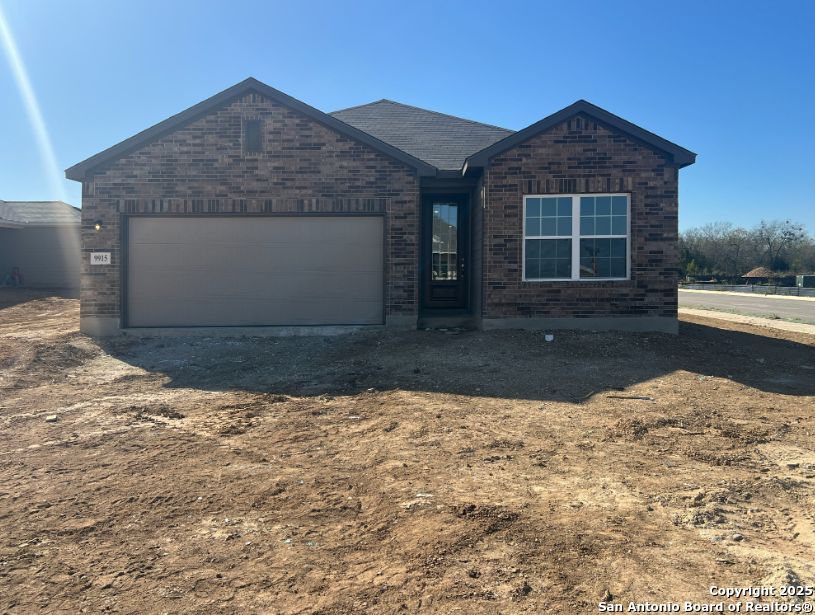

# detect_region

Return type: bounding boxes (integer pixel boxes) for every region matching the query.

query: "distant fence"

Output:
[680,284,815,298]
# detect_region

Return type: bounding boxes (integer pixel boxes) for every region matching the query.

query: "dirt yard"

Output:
[1,290,814,614]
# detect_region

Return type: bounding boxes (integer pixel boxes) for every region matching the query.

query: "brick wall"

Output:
[80,92,420,323]
[482,113,679,320]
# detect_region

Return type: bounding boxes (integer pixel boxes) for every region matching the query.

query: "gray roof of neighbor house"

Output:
[330,100,514,171]
[0,200,80,228]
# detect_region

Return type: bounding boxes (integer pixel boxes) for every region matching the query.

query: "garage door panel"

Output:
[127,216,384,327]
[128,297,383,327]
[131,242,382,275]
[129,217,381,245]
[130,269,383,301]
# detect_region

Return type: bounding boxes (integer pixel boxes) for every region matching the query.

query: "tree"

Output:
[724,227,750,277]
[755,220,807,271]
[679,220,815,281]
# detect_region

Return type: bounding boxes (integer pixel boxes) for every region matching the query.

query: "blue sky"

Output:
[1,0,813,232]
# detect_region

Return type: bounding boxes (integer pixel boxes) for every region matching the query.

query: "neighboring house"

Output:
[0,200,80,289]
[742,266,774,283]
[65,78,695,336]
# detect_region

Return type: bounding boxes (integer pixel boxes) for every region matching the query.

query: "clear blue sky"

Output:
[1,0,813,232]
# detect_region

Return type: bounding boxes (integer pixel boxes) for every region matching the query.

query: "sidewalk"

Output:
[679,307,815,336]
[679,288,815,302]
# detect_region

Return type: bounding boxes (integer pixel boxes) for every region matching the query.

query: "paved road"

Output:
[679,290,815,325]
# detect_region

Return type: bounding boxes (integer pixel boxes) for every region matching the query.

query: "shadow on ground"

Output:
[98,319,815,402]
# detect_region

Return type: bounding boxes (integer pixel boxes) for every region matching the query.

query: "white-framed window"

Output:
[523,193,630,281]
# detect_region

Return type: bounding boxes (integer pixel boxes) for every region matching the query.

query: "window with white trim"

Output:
[523,194,629,281]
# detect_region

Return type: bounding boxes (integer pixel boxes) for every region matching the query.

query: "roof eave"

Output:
[0,219,79,228]
[674,152,697,168]
[463,100,697,170]
[65,77,437,181]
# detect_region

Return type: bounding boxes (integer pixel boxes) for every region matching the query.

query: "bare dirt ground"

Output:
[1,289,814,614]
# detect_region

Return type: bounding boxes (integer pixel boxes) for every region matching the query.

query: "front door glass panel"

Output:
[431,203,458,281]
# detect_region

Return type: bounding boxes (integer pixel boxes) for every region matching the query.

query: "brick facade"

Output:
[481,113,679,322]
[80,92,420,324]
[78,93,683,333]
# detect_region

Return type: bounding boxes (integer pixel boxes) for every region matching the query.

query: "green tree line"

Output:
[679,220,815,281]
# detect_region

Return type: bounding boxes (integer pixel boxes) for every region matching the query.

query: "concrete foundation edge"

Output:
[81,314,676,336]
[480,316,679,334]
[80,316,121,337]
[385,314,418,330]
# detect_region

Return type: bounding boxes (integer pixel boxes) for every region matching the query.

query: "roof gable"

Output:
[66,87,695,180]
[330,100,513,171]
[65,78,437,181]
[464,100,696,171]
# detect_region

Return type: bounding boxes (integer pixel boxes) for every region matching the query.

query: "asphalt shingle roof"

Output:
[330,100,514,171]
[0,201,80,227]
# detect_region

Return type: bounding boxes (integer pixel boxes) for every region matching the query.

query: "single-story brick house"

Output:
[0,200,80,290]
[65,77,695,336]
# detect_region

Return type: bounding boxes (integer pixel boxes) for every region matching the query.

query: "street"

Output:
[679,290,815,325]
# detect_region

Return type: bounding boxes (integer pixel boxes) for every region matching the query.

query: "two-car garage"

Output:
[125,216,384,328]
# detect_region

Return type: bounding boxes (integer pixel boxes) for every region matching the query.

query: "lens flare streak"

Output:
[0,4,67,201]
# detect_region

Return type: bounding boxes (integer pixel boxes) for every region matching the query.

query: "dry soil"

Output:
[1,289,814,614]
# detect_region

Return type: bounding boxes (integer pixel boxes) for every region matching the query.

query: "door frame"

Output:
[420,193,470,311]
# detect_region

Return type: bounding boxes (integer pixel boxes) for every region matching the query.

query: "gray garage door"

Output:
[126,216,384,327]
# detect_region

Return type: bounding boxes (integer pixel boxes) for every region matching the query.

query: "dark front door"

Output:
[422,194,468,309]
